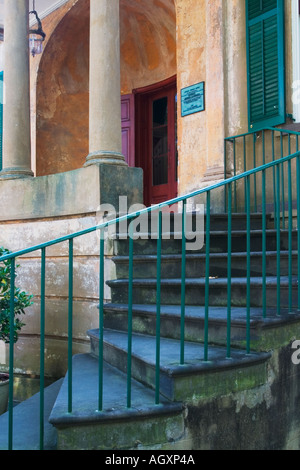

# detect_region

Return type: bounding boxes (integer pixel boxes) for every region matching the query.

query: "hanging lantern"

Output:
[29,1,46,57]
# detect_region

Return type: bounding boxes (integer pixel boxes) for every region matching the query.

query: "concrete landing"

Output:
[0,379,63,450]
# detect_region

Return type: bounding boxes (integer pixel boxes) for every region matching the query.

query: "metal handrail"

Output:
[1,144,300,450]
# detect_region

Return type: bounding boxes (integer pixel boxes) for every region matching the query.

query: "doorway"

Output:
[134,77,178,206]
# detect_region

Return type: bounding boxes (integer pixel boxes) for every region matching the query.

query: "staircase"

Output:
[47,211,300,450]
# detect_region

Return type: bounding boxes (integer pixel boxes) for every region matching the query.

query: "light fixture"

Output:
[29,0,46,57]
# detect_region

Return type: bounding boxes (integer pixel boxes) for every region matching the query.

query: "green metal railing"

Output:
[224,126,300,218]
[0,130,300,450]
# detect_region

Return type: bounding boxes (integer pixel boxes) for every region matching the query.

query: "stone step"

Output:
[49,354,184,450]
[88,329,271,402]
[102,303,300,351]
[112,250,299,279]
[114,212,273,233]
[113,229,298,256]
[107,275,299,309]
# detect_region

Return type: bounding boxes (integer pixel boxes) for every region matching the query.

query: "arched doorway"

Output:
[36,0,177,203]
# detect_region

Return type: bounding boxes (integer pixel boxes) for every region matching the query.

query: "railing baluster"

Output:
[253,133,257,212]
[204,191,210,362]
[246,176,251,354]
[233,139,237,211]
[40,248,46,450]
[227,184,232,359]
[288,159,293,312]
[155,211,162,404]
[276,164,281,315]
[68,238,73,414]
[224,140,227,213]
[272,130,277,227]
[127,221,134,409]
[98,229,105,411]
[297,139,300,310]
[244,135,247,212]
[262,168,267,318]
[261,131,267,317]
[180,201,186,365]
[8,258,15,450]
[280,133,285,229]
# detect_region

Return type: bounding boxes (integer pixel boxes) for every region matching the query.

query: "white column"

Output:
[85,0,127,167]
[0,0,33,179]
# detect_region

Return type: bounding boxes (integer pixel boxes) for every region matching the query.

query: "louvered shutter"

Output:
[0,72,3,171]
[246,0,285,131]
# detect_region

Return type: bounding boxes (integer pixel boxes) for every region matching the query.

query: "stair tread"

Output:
[108,275,299,285]
[112,250,297,261]
[89,329,271,375]
[49,354,182,427]
[103,303,300,325]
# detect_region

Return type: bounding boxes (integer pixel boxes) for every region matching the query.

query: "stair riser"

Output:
[113,231,298,256]
[109,282,299,308]
[103,309,255,349]
[115,213,271,233]
[114,254,298,279]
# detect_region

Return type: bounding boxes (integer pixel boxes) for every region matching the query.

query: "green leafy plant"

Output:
[0,247,33,344]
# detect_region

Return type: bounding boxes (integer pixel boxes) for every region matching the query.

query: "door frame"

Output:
[134,75,177,206]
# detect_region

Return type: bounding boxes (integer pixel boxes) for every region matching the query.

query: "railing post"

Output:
[233,139,237,211]
[262,168,267,318]
[155,210,162,404]
[40,248,46,450]
[276,164,281,315]
[127,221,134,408]
[272,130,277,227]
[204,191,210,362]
[243,135,247,212]
[288,159,293,312]
[68,239,73,414]
[227,184,232,359]
[180,201,186,365]
[297,144,300,310]
[8,258,15,450]
[246,176,251,354]
[253,133,257,212]
[280,133,285,229]
[98,229,105,412]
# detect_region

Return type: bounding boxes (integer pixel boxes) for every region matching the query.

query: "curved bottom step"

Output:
[49,354,184,450]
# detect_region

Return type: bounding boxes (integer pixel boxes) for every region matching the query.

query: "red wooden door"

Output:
[121,94,135,167]
[135,78,177,206]
[148,87,177,204]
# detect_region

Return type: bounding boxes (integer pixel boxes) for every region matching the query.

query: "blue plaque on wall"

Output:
[181,82,205,117]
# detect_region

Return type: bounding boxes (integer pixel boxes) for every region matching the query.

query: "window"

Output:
[246,0,285,131]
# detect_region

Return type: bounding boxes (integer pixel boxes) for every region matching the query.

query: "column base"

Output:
[0,167,34,180]
[84,151,128,168]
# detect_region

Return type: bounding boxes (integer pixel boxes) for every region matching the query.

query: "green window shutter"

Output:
[246,0,285,131]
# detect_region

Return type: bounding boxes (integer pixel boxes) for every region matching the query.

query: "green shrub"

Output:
[0,247,33,344]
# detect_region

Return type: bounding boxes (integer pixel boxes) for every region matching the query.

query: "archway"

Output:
[36,0,176,177]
